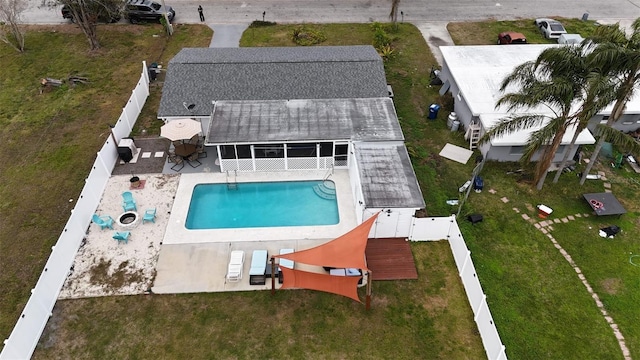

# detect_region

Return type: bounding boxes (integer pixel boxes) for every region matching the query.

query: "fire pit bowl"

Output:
[130,176,141,188]
[117,211,139,229]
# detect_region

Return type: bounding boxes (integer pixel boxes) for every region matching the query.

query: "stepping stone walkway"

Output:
[490,186,630,360]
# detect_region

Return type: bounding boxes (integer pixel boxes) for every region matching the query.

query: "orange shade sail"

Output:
[279,267,363,302]
[274,213,379,270]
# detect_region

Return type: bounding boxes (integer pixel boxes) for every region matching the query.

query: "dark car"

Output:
[497,31,527,44]
[124,0,175,24]
[61,4,122,23]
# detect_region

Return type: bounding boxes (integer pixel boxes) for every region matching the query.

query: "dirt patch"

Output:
[600,278,622,295]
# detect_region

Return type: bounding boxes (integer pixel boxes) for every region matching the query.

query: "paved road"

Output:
[22,0,640,25]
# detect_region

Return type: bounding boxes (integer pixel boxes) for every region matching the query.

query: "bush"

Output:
[291,26,327,46]
[249,20,277,28]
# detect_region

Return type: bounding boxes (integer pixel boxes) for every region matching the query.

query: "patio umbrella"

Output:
[160,119,202,141]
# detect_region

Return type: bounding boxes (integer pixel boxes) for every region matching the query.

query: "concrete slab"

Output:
[439,143,473,164]
[413,21,454,66]
[152,239,328,293]
[209,23,250,48]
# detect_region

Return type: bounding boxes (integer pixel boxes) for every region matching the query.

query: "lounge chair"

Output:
[249,250,268,285]
[142,208,156,224]
[226,250,245,282]
[112,231,130,244]
[92,214,114,230]
[278,249,294,284]
[121,191,137,212]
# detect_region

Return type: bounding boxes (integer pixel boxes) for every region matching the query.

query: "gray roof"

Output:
[158,46,389,117]
[205,98,403,144]
[355,144,425,208]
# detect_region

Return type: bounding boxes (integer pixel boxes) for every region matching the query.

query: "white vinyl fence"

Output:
[0,62,150,360]
[410,215,508,360]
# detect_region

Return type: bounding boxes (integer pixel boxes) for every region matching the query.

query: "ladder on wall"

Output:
[465,122,482,150]
[226,170,238,190]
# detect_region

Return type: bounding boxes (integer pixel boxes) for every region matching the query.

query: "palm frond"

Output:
[478,114,547,145]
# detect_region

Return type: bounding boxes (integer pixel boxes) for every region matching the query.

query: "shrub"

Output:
[249,20,277,28]
[291,26,327,46]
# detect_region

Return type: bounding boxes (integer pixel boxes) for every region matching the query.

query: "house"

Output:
[158,46,425,238]
[439,44,596,163]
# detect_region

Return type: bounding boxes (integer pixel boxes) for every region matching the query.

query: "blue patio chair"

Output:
[142,208,156,224]
[92,214,114,230]
[113,231,130,244]
[122,191,137,211]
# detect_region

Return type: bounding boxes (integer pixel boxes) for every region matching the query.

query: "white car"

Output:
[535,18,567,39]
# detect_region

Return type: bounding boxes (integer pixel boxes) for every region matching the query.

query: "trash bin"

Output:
[447,112,457,128]
[451,120,460,132]
[148,62,158,81]
[428,104,441,119]
[473,176,484,192]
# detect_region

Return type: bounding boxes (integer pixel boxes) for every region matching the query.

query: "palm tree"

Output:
[579,18,640,185]
[481,47,588,190]
[552,71,616,183]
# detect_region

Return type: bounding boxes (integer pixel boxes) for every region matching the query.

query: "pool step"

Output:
[313,181,336,200]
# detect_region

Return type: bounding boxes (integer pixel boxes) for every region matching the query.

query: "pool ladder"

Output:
[226,170,238,190]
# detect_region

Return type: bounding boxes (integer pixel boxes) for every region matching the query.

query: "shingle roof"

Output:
[158,46,389,117]
[355,144,426,208]
[205,98,403,144]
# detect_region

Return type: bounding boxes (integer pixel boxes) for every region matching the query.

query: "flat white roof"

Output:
[480,113,595,146]
[441,45,595,146]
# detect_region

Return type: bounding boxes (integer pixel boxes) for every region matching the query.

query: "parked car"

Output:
[125,0,175,24]
[61,3,122,23]
[497,31,527,44]
[558,33,585,45]
[535,18,567,39]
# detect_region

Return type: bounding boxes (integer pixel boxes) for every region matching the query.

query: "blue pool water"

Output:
[185,181,339,229]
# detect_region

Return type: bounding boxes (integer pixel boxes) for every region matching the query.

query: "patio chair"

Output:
[188,134,199,145]
[170,155,184,172]
[167,149,176,163]
[226,250,245,282]
[92,214,114,230]
[121,191,137,212]
[196,143,207,158]
[142,208,156,224]
[112,231,130,244]
[187,153,202,168]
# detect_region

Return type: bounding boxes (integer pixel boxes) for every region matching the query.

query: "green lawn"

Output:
[2,19,639,360]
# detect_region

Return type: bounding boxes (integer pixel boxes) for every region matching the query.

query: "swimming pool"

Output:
[185,181,339,229]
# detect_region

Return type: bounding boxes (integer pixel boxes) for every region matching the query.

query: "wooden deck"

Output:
[365,238,418,280]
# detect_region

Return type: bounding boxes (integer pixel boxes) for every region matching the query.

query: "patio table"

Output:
[174,144,196,158]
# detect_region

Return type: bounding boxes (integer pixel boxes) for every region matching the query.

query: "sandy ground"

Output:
[59,174,180,299]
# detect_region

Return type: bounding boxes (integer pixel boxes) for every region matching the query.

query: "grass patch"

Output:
[448,17,600,45]
[34,242,485,359]
[0,23,211,346]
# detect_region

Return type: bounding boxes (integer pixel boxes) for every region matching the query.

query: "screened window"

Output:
[254,144,284,158]
[236,145,251,159]
[287,143,317,157]
[335,144,348,166]
[319,142,333,157]
[221,145,236,159]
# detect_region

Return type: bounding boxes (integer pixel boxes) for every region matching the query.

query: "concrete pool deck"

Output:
[59,169,358,298]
